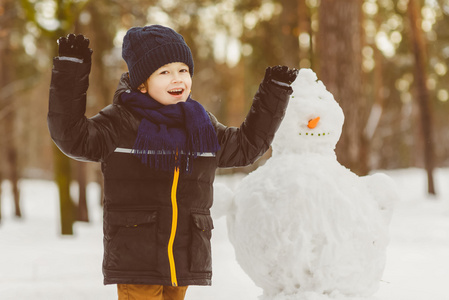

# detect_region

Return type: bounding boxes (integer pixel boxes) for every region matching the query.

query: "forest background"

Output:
[0,0,448,234]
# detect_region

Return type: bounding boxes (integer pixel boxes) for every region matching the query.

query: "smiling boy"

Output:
[139,62,192,105]
[48,25,297,300]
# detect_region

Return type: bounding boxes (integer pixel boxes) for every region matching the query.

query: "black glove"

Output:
[57,34,93,63]
[264,65,298,87]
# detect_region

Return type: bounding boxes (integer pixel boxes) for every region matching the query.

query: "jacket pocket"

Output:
[190,213,214,273]
[106,210,158,271]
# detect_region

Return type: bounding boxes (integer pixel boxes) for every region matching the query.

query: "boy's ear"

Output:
[138,83,147,93]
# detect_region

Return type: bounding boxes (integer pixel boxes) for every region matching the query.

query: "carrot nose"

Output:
[308,117,320,129]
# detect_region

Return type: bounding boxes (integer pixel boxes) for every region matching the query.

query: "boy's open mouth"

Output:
[168,88,184,96]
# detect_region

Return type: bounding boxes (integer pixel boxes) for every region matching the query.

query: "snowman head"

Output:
[272,68,345,156]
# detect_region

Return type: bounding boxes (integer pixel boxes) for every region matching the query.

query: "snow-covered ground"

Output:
[0,168,448,300]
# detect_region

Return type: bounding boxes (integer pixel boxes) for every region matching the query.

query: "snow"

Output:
[0,168,449,299]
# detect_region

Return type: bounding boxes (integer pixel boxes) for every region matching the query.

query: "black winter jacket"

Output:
[48,58,291,286]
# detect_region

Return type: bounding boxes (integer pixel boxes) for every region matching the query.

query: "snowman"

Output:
[221,69,398,300]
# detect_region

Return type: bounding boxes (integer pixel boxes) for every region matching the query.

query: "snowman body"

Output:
[227,69,396,298]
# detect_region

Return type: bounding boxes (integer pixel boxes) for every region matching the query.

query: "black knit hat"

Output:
[122,25,194,89]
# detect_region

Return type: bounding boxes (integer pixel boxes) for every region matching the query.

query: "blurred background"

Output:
[0,0,448,234]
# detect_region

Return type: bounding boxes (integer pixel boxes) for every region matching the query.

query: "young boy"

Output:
[48,25,297,300]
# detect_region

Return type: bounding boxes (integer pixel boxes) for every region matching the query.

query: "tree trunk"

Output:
[317,0,366,175]
[86,0,114,108]
[222,59,246,127]
[407,0,436,195]
[0,1,5,223]
[0,171,2,223]
[363,31,386,170]
[279,0,300,67]
[298,0,313,68]
[6,122,21,218]
[0,0,21,218]
[53,144,75,235]
[76,161,89,222]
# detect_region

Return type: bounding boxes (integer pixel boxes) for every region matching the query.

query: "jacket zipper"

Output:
[168,166,180,286]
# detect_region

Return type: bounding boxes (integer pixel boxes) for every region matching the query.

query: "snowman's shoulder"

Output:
[362,172,395,188]
[361,172,399,203]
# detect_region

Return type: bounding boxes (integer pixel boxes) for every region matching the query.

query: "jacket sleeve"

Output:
[212,80,292,168]
[47,58,124,162]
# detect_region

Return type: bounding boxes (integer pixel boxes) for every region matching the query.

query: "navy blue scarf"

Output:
[121,91,220,172]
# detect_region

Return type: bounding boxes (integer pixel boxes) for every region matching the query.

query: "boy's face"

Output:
[140,62,192,105]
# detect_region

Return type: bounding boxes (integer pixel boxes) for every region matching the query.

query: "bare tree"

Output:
[0,0,22,218]
[407,0,436,195]
[279,0,300,67]
[0,170,2,223]
[298,0,313,68]
[317,0,367,175]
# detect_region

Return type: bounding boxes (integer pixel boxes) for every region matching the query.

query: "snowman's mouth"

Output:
[299,132,330,136]
[168,88,184,96]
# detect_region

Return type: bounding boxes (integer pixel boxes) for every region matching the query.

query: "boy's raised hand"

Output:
[264,65,299,88]
[57,34,93,63]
